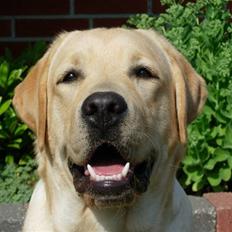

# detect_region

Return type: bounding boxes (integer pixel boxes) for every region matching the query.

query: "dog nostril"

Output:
[84,102,98,116]
[108,101,126,115]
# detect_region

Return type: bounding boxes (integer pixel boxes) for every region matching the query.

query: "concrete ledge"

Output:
[0,194,231,231]
[189,196,216,232]
[0,204,27,232]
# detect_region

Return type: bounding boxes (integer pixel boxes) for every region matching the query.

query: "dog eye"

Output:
[58,70,80,84]
[63,71,78,83]
[133,66,158,79]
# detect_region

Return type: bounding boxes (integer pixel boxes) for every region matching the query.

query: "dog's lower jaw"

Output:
[82,189,136,208]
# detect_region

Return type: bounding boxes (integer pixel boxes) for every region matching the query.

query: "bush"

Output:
[0,157,37,203]
[0,42,47,203]
[127,0,232,194]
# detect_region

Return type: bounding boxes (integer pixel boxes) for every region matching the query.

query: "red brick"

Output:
[93,18,127,28]
[75,0,148,14]
[229,1,232,11]
[0,20,11,37]
[204,192,232,232]
[152,0,166,13]
[15,19,89,37]
[0,42,28,56]
[0,0,69,15]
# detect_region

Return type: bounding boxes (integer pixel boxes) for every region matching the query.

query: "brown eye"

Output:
[57,69,82,84]
[133,66,159,79]
[62,71,78,83]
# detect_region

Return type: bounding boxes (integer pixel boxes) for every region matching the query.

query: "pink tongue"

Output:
[93,164,124,176]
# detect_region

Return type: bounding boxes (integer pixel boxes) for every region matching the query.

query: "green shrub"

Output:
[127,0,232,194]
[0,61,32,162]
[0,156,37,203]
[0,42,47,202]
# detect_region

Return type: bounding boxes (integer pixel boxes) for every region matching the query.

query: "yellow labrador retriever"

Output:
[13,28,207,232]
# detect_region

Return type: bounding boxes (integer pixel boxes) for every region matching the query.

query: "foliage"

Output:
[0,42,47,202]
[0,61,32,162]
[127,0,232,194]
[0,156,37,203]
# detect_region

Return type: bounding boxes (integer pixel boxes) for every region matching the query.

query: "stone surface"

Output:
[0,204,27,232]
[204,192,232,232]
[189,196,216,232]
[0,196,218,231]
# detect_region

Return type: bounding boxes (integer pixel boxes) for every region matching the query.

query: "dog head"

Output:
[13,28,207,208]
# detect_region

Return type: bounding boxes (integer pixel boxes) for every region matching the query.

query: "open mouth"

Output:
[69,143,154,206]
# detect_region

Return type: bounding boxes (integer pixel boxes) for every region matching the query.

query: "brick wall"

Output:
[0,0,166,55]
[0,0,231,56]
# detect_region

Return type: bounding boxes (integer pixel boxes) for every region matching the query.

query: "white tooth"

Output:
[112,175,117,180]
[100,176,105,181]
[96,175,101,182]
[117,173,122,180]
[122,162,130,177]
[87,164,96,179]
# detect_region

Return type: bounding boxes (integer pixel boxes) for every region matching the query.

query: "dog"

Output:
[13,28,207,232]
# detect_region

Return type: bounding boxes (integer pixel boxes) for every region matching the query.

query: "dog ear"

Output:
[170,54,207,144]
[13,53,49,151]
[137,29,207,144]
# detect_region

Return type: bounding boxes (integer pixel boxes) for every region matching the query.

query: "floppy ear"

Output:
[13,53,49,151]
[137,29,207,144]
[171,54,207,144]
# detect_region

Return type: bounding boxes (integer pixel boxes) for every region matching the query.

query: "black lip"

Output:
[89,171,134,196]
[68,143,154,203]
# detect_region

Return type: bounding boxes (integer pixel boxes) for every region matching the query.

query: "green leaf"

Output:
[0,99,12,116]
[207,172,221,187]
[15,124,28,136]
[7,142,21,149]
[214,148,230,162]
[185,176,192,186]
[183,165,204,182]
[203,105,215,120]
[8,69,24,86]
[223,125,232,149]
[192,179,205,192]
[5,155,14,165]
[204,158,217,170]
[219,166,231,182]
[228,156,232,169]
[0,61,9,88]
[182,154,199,165]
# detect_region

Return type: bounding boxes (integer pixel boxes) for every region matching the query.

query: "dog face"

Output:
[13,28,207,208]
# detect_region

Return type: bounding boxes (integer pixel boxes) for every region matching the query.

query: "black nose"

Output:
[81,91,127,131]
